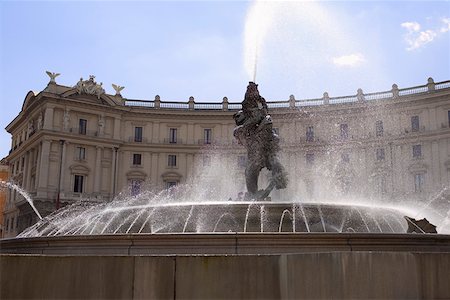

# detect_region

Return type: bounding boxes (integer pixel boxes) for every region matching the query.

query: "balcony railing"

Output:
[128,137,148,143]
[198,139,214,145]
[160,102,189,109]
[194,103,223,110]
[121,79,449,110]
[69,128,98,137]
[163,138,183,144]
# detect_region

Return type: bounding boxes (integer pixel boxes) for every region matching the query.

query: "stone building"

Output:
[0,159,9,237]
[3,74,450,236]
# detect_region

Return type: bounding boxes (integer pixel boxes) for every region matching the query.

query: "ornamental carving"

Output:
[74,75,105,99]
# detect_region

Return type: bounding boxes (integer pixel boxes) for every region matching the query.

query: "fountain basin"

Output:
[18,202,412,237]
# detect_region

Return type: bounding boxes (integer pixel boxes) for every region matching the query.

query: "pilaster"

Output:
[60,141,67,193]
[151,153,159,186]
[94,146,102,194]
[43,107,54,130]
[113,117,121,140]
[37,140,51,196]
[110,147,118,198]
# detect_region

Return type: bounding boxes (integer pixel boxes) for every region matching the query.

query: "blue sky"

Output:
[1,0,449,158]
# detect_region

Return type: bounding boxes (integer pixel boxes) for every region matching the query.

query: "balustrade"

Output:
[119,79,450,111]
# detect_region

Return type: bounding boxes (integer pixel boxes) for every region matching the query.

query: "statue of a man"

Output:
[37,113,43,130]
[75,78,84,94]
[63,110,70,131]
[98,115,105,135]
[233,82,288,200]
[27,121,35,134]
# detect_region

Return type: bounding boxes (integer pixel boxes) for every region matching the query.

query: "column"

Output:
[60,142,67,193]
[119,151,127,189]
[431,141,440,190]
[22,152,30,190]
[151,153,159,187]
[35,144,41,190]
[94,146,102,194]
[153,122,160,143]
[26,150,34,191]
[37,140,51,195]
[186,153,194,180]
[439,140,447,188]
[185,123,192,144]
[43,107,54,130]
[110,147,117,197]
[220,123,228,145]
[113,117,121,140]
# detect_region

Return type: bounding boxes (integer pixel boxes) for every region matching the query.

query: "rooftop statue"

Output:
[233,82,288,200]
[74,75,105,99]
[112,84,125,96]
[45,71,60,84]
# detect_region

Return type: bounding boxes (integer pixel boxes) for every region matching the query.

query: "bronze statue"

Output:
[233,82,288,200]
[404,216,437,233]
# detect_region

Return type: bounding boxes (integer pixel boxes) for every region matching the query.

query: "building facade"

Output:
[3,75,450,236]
[0,159,9,237]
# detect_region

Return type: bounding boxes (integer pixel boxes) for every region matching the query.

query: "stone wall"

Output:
[1,252,449,299]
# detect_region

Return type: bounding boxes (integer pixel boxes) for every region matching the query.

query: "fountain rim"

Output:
[2,232,450,255]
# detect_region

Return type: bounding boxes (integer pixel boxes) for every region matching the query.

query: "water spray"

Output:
[0,180,42,220]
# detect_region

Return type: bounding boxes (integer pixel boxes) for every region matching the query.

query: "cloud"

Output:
[332,53,365,67]
[401,21,421,32]
[401,18,449,51]
[441,18,450,33]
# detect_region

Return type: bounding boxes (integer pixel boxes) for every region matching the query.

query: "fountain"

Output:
[6,82,443,240]
[2,79,450,300]
[1,2,450,298]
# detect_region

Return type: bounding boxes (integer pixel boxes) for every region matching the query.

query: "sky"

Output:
[0,0,449,159]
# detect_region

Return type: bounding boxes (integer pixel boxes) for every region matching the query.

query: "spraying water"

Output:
[243,0,274,81]
[0,180,42,220]
[242,1,386,99]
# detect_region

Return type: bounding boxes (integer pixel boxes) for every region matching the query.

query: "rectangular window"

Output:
[169,128,177,143]
[411,116,419,132]
[340,124,348,139]
[130,179,142,196]
[375,120,383,137]
[203,156,211,167]
[448,111,450,127]
[21,157,25,171]
[166,181,177,189]
[204,128,212,144]
[414,173,424,193]
[134,127,143,142]
[238,156,247,168]
[74,175,84,193]
[79,119,87,135]
[168,154,177,167]
[341,153,350,163]
[306,153,315,165]
[77,147,86,160]
[376,148,385,161]
[133,154,142,165]
[377,176,387,194]
[306,126,314,142]
[5,218,8,231]
[11,217,14,230]
[412,145,422,158]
